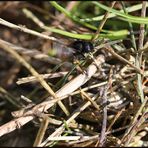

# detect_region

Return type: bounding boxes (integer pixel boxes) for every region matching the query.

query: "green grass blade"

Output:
[81,3,148,22]
[50,1,97,30]
[43,26,129,40]
[93,1,148,24]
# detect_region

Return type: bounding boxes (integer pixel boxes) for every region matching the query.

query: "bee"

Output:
[50,39,95,61]
[70,40,94,54]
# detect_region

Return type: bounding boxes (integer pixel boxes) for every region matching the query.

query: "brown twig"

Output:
[104,45,143,75]
[0,18,59,42]
[120,96,148,145]
[92,1,116,41]
[33,115,49,147]
[97,67,113,147]
[135,1,147,103]
[17,71,68,85]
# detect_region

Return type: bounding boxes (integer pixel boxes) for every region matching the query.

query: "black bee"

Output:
[51,40,94,60]
[70,40,94,54]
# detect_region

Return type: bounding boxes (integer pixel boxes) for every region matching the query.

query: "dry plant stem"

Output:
[0,115,34,137]
[97,87,108,147]
[92,1,116,41]
[136,1,146,103]
[138,2,146,51]
[55,55,105,97]
[38,55,105,146]
[124,106,148,146]
[17,72,68,85]
[139,41,148,52]
[68,125,130,146]
[33,116,49,147]
[126,115,148,146]
[71,80,115,96]
[0,54,105,137]
[0,38,62,65]
[107,108,124,132]
[107,125,130,135]
[40,93,100,146]
[104,46,143,75]
[98,68,113,147]
[46,117,62,125]
[0,40,69,116]
[16,80,114,116]
[0,18,59,42]
[80,89,100,110]
[121,96,148,145]
[68,135,100,145]
[36,136,90,141]
[13,72,129,117]
[13,61,107,117]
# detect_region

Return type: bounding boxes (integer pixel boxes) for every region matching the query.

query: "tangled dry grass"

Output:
[0,1,147,147]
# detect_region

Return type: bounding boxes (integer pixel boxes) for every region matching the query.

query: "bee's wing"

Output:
[52,42,75,58]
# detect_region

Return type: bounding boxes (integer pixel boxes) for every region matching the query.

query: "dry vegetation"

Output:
[0,1,147,147]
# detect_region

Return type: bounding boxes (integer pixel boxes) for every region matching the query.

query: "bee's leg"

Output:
[93,38,105,47]
[73,53,90,75]
[73,59,84,74]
